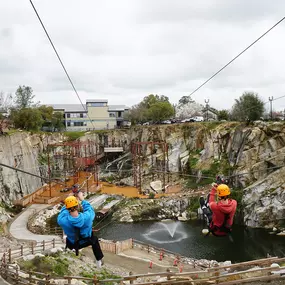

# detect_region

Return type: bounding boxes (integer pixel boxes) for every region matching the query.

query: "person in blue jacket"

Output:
[57,191,104,268]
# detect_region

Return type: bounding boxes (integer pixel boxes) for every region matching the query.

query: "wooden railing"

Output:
[1,237,285,284]
[132,239,194,266]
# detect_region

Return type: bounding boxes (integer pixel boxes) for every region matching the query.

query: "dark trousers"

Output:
[199,195,212,225]
[66,235,104,261]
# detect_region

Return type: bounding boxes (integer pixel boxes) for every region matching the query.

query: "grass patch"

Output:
[64,131,86,141]
[98,196,118,210]
[230,188,244,224]
[189,157,199,169]
[131,205,161,221]
[81,268,121,284]
[6,129,20,135]
[203,121,221,130]
[187,197,200,213]
[38,153,48,165]
[18,255,70,277]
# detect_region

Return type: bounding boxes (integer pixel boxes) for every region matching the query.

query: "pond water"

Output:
[96,220,285,262]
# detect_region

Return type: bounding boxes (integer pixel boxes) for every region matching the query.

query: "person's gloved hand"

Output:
[211,182,218,187]
[77,191,84,201]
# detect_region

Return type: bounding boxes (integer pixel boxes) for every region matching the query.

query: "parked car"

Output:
[181,118,195,123]
[161,120,172,124]
[191,116,204,122]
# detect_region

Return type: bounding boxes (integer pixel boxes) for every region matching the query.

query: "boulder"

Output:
[150,180,163,192]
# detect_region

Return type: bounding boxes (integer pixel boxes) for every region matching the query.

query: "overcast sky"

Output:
[1,1,285,112]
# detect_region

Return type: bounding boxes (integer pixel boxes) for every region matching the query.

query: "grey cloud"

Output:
[134,0,285,24]
[0,0,285,110]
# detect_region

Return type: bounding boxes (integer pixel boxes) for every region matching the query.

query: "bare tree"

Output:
[0,91,13,133]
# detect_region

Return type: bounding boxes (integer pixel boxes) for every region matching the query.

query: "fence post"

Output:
[20,245,23,256]
[31,243,34,255]
[43,240,45,251]
[4,264,8,279]
[46,274,50,285]
[29,271,32,285]
[8,248,11,263]
[93,275,98,285]
[147,244,150,253]
[129,271,134,284]
[52,238,55,248]
[166,268,171,281]
[131,238,134,249]
[15,265,19,285]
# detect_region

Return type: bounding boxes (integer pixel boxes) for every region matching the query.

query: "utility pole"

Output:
[269,96,273,120]
[204,99,209,121]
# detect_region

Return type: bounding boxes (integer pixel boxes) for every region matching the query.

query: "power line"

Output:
[29,0,96,130]
[189,16,285,97]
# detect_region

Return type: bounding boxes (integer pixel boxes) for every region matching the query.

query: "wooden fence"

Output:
[1,237,285,284]
[13,183,58,207]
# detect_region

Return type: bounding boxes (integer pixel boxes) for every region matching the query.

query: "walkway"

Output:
[0,276,9,285]
[9,204,62,243]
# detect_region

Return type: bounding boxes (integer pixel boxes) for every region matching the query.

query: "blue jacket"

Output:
[57,200,95,244]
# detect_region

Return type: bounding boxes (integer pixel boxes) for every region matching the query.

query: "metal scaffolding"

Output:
[131,141,169,193]
[46,140,103,196]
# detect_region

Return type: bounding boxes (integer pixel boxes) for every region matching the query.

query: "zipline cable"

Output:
[189,16,285,97]
[29,0,96,130]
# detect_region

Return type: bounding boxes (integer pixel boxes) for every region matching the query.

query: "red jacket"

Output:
[209,186,237,236]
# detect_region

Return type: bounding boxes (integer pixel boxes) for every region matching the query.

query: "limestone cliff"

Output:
[2,121,285,228]
[0,132,63,205]
[86,121,285,228]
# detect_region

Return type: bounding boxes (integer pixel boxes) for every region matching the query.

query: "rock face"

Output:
[89,122,285,228]
[113,196,194,222]
[2,122,285,227]
[0,132,63,205]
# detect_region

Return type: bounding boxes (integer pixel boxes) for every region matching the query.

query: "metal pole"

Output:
[204,99,209,121]
[47,147,52,197]
[269,96,273,120]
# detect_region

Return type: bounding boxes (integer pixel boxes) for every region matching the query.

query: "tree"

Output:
[231,92,264,121]
[217,110,229,121]
[0,92,13,133]
[178,95,194,105]
[147,101,175,122]
[0,91,13,115]
[38,105,53,122]
[126,94,174,123]
[14,86,38,109]
[176,102,203,120]
[51,112,65,131]
[10,108,43,131]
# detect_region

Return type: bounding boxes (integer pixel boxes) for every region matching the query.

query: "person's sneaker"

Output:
[96,259,104,268]
[199,196,206,208]
[202,228,209,235]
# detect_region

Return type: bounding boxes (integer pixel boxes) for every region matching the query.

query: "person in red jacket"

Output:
[200,184,237,237]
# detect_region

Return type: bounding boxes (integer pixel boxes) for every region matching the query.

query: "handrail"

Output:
[1,237,285,284]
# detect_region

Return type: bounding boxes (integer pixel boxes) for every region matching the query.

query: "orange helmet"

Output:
[64,196,79,209]
[217,184,230,197]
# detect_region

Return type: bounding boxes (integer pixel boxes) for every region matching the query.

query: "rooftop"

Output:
[108,105,130,111]
[46,102,129,112]
[49,104,87,112]
[86,99,108,103]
